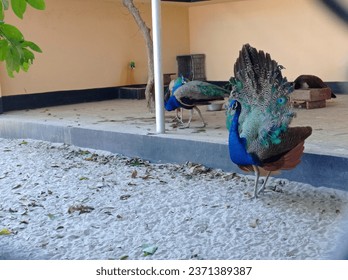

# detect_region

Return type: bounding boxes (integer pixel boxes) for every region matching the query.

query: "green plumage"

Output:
[174,80,228,104]
[166,79,228,128]
[226,44,296,161]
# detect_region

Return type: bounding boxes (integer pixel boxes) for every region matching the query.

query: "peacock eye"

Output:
[277,97,287,105]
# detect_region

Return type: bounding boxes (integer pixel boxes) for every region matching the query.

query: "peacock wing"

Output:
[248,126,312,164]
[262,141,305,172]
[174,81,227,106]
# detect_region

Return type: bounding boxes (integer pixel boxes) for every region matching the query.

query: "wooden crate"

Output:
[290,88,331,109]
[292,99,326,109]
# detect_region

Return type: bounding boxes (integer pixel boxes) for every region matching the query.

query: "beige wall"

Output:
[0,0,347,97]
[0,0,190,96]
[189,0,348,81]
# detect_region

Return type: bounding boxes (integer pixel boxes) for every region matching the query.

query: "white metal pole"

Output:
[151,0,165,134]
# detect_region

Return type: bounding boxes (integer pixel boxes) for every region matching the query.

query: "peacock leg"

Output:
[173,109,184,124]
[179,109,193,129]
[179,108,184,124]
[194,106,206,128]
[257,171,272,196]
[252,165,260,198]
[171,110,179,123]
[187,109,193,127]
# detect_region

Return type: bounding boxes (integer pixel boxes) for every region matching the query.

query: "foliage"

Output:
[0,0,45,77]
[0,228,11,235]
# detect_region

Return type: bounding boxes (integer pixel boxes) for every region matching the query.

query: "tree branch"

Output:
[122,0,155,112]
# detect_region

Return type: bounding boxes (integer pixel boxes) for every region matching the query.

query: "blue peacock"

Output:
[226,44,312,198]
[165,75,190,125]
[165,76,229,128]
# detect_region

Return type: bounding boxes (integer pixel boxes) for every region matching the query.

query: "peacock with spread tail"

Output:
[226,44,312,198]
[165,77,229,128]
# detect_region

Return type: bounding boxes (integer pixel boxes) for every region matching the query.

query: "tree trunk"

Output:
[122,0,155,112]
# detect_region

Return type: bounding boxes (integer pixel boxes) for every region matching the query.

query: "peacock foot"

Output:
[257,186,266,196]
[178,123,191,129]
[198,122,207,128]
[171,116,183,124]
[250,193,259,200]
[246,192,259,200]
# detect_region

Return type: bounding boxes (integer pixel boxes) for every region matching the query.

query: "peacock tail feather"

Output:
[227,44,296,161]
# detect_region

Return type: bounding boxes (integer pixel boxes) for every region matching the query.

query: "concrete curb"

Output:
[0,119,347,191]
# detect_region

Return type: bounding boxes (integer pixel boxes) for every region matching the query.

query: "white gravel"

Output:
[0,138,347,260]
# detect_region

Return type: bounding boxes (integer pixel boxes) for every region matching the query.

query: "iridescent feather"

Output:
[165,79,228,128]
[227,44,299,161]
[226,44,312,198]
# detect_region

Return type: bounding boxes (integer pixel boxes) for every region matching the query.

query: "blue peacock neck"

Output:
[164,96,181,111]
[228,102,260,166]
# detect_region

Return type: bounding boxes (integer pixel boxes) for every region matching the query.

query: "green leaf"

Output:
[0,2,4,21]
[47,213,56,220]
[0,0,44,77]
[0,228,11,235]
[5,47,20,76]
[21,61,29,71]
[11,0,27,19]
[26,0,45,10]
[0,23,24,41]
[0,39,9,61]
[142,244,158,256]
[22,48,35,63]
[2,0,9,10]
[11,47,21,71]
[21,40,42,52]
[6,67,14,77]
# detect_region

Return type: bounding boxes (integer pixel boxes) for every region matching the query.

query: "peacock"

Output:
[165,75,190,125]
[226,44,312,198]
[165,77,229,128]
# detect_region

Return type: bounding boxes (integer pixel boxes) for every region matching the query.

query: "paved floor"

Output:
[0,94,347,190]
[1,95,347,158]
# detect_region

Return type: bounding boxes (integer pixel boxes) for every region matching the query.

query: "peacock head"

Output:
[172,75,189,94]
[229,100,241,112]
[226,99,240,130]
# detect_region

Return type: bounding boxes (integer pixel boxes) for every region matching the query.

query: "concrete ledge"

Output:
[0,119,347,192]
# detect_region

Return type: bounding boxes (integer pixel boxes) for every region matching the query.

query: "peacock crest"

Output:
[172,75,190,94]
[227,44,296,151]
